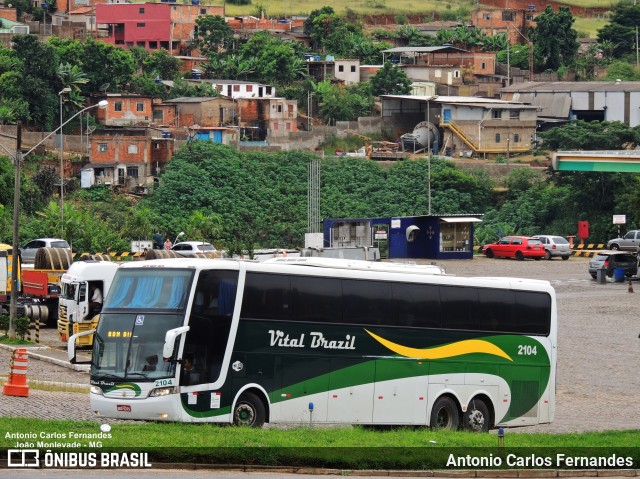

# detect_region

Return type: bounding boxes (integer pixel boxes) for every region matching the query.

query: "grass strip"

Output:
[1,418,639,469]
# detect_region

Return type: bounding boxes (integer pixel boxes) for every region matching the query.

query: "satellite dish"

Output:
[99,83,110,92]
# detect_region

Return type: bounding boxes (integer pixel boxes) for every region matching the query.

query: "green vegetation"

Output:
[1,417,638,469]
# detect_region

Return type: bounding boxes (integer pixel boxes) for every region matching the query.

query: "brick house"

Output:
[87,128,174,189]
[95,2,224,54]
[238,97,297,139]
[383,46,496,77]
[472,9,535,45]
[163,97,236,128]
[306,58,361,85]
[189,79,276,99]
[93,94,175,127]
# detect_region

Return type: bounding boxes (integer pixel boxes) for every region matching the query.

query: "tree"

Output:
[143,50,182,80]
[540,120,638,150]
[597,0,640,58]
[194,15,234,57]
[603,61,640,81]
[370,62,412,96]
[530,6,579,71]
[238,31,305,85]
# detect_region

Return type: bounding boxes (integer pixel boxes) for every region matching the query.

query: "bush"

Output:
[15,317,29,340]
[0,314,8,336]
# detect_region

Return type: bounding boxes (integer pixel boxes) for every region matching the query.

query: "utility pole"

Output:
[9,123,22,339]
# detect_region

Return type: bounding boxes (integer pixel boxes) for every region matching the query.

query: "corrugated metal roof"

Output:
[382,46,468,54]
[502,81,640,93]
[509,92,571,117]
[163,97,221,103]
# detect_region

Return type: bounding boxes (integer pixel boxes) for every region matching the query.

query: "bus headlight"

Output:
[150,387,178,397]
[90,385,103,395]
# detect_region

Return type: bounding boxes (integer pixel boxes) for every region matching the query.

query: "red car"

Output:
[482,236,545,261]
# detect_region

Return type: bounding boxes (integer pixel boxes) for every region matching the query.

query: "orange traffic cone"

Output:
[3,348,29,397]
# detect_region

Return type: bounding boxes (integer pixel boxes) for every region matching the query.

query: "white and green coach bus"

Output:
[69,257,556,431]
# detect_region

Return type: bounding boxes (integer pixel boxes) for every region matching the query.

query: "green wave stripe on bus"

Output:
[181,335,550,422]
[103,382,142,397]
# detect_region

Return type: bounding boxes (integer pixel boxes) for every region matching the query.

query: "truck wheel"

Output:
[430,396,459,430]
[463,398,490,432]
[233,392,265,428]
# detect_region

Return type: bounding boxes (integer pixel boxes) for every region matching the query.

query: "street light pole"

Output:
[59,87,71,235]
[1,100,108,339]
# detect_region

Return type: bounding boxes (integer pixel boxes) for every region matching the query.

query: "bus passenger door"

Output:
[326,359,374,423]
[372,359,429,424]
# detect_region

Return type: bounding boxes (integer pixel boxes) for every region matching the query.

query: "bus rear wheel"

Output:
[233,392,265,428]
[463,399,490,432]
[430,396,459,430]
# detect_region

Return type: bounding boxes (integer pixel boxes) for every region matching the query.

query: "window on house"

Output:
[246,85,253,92]
[526,14,534,20]
[127,167,139,177]
[495,133,501,143]
[160,41,169,50]
[492,110,501,119]
[139,7,144,13]
[115,102,123,112]
[137,103,144,112]
[454,70,460,78]
[286,122,291,131]
[350,65,356,72]
[277,105,283,113]
[137,23,145,27]
[153,109,164,122]
[115,40,124,45]
[137,41,145,47]
[233,85,240,92]
[200,8,206,14]
[514,133,520,143]
[128,145,138,154]
[266,87,272,95]
[502,11,515,21]
[481,62,486,70]
[98,144,107,152]
[338,65,344,72]
[149,41,157,49]
[483,13,491,20]
[510,110,520,119]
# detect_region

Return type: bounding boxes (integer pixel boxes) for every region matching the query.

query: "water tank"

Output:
[400,121,440,153]
[326,55,335,61]
[192,0,200,4]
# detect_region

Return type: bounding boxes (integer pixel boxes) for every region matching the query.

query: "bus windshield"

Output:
[92,312,184,381]
[104,268,193,310]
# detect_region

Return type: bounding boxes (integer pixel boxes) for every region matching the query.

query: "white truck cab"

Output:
[58,260,120,346]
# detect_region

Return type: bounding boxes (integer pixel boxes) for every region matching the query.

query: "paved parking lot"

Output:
[1,255,639,432]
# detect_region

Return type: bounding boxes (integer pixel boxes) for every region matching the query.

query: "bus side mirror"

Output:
[163,326,190,361]
[68,329,96,364]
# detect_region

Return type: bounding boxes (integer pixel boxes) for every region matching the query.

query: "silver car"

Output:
[19,238,71,264]
[531,235,571,260]
[606,230,640,251]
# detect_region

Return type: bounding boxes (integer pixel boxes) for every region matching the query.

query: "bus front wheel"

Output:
[233,392,265,428]
[462,399,490,432]
[430,396,459,430]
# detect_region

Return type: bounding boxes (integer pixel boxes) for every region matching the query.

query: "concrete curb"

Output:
[0,342,90,372]
[148,464,640,477]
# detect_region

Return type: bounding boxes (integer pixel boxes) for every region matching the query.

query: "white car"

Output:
[171,241,217,257]
[531,235,571,260]
[19,238,71,264]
